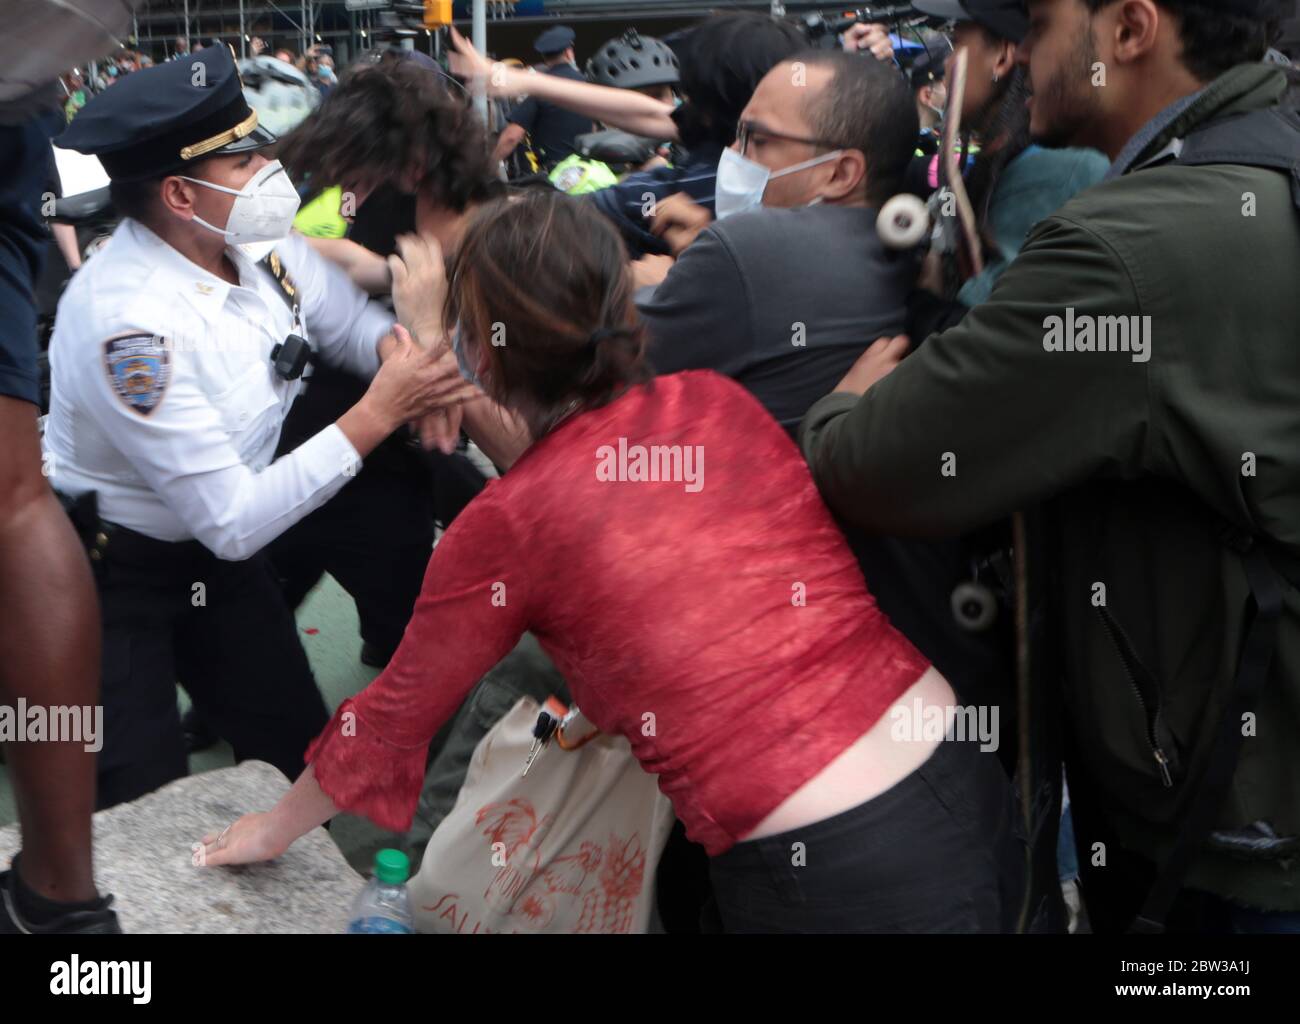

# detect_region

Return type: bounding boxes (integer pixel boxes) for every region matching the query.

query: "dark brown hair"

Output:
[276,52,498,212]
[447,191,651,428]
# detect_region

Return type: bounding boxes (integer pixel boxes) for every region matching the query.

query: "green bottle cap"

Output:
[374,848,410,885]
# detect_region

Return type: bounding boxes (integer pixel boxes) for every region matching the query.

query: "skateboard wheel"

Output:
[877,193,929,249]
[951,581,998,632]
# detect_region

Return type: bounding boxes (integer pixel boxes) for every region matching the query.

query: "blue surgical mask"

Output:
[451,323,482,388]
[713,146,844,219]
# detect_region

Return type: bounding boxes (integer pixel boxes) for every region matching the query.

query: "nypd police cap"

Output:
[534,25,576,56]
[906,47,946,90]
[57,45,276,182]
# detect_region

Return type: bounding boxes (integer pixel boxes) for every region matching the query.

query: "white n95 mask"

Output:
[714,146,844,220]
[181,160,302,244]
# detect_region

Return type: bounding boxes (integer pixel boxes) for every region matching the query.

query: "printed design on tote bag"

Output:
[468,798,651,933]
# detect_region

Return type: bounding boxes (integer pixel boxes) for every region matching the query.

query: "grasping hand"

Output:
[410,350,478,455]
[842,22,894,63]
[630,254,675,289]
[387,233,448,349]
[370,325,479,429]
[649,192,713,257]
[834,335,911,396]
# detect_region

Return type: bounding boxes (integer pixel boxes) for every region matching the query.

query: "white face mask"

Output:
[180,160,302,244]
[714,146,844,219]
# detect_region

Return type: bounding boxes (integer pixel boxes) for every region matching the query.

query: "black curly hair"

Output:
[276,51,499,212]
[669,12,807,150]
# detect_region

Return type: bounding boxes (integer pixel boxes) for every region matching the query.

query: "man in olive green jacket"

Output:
[801,0,1300,928]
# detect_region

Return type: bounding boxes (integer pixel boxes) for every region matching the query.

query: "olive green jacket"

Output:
[800,64,1300,910]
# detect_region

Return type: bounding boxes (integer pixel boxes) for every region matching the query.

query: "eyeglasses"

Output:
[736,120,839,158]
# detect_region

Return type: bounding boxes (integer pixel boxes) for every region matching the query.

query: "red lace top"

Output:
[305,371,928,855]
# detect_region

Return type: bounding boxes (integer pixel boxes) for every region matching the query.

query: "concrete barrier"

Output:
[0,760,362,933]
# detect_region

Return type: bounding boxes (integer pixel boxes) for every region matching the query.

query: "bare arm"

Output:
[492,123,528,165]
[450,28,678,142]
[52,222,81,272]
[303,236,392,295]
[266,764,343,845]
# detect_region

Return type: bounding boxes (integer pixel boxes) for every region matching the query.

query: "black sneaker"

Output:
[0,869,123,934]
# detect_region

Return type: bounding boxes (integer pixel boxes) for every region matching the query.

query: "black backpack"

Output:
[1124,101,1300,932]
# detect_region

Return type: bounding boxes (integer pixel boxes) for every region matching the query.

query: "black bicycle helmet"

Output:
[586,30,680,90]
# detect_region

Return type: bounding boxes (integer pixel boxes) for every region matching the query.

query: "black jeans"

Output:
[707,738,1021,933]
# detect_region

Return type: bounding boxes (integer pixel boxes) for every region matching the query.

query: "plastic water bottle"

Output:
[346,848,414,933]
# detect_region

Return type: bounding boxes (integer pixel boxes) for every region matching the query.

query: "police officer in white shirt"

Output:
[46,46,471,808]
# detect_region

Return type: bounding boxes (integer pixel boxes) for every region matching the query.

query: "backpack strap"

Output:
[1174,106,1300,211]
[1129,525,1293,933]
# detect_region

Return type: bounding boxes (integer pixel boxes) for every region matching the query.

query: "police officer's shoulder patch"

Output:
[102,331,171,416]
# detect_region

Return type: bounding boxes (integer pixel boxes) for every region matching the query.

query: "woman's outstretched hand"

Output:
[193,812,289,868]
[194,765,343,870]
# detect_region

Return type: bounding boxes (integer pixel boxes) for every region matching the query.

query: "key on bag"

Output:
[521,710,559,777]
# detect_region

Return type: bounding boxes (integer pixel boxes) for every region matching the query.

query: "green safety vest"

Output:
[293,185,348,239]
[548,155,620,195]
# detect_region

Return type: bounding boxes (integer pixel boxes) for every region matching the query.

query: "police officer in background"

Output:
[492,26,594,170]
[908,48,947,158]
[45,46,471,809]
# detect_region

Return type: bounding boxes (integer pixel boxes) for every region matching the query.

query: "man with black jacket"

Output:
[801,0,1300,932]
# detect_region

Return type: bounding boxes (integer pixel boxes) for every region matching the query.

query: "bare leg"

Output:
[0,396,100,901]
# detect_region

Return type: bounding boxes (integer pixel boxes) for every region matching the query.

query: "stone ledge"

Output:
[0,760,362,934]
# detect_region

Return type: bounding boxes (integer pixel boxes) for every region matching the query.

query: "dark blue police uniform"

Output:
[507,26,594,170]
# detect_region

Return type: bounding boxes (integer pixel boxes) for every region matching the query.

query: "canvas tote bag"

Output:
[409,695,675,934]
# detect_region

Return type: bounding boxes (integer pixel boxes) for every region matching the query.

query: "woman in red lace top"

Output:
[198,192,1017,932]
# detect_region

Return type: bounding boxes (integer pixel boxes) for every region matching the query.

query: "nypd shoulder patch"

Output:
[103,332,171,416]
